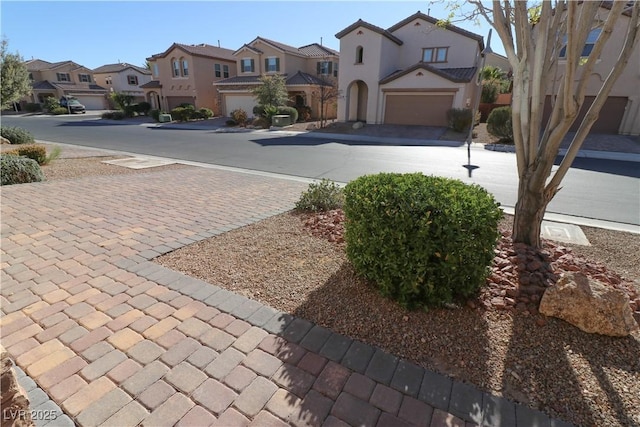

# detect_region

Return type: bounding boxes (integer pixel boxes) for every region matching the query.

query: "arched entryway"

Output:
[346,80,368,122]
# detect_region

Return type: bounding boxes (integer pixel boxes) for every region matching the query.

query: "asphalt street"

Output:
[3,114,639,227]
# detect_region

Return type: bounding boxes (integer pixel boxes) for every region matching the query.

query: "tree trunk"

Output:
[512,173,552,247]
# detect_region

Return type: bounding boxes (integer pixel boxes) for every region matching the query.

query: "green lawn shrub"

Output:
[1,155,45,185]
[487,106,513,143]
[5,144,47,165]
[1,126,35,144]
[344,172,502,309]
[231,109,248,126]
[198,108,214,119]
[295,179,344,212]
[25,103,42,113]
[446,108,473,132]
[50,107,68,115]
[277,106,299,124]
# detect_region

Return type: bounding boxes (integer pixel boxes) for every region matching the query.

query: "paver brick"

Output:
[160,337,201,366]
[66,288,101,305]
[165,362,208,394]
[225,319,252,337]
[140,393,194,427]
[30,301,69,322]
[7,338,39,357]
[62,376,116,416]
[192,378,237,415]
[26,347,75,378]
[289,389,333,427]
[209,312,236,329]
[127,339,164,364]
[63,302,94,319]
[242,348,283,377]
[95,293,129,311]
[48,374,87,402]
[36,318,76,343]
[331,392,381,427]
[75,388,132,427]
[234,376,278,417]
[1,316,33,337]
[177,317,211,338]
[250,411,289,427]
[58,326,88,345]
[299,325,332,353]
[81,349,128,381]
[201,328,236,351]
[370,383,403,414]
[187,346,218,369]
[377,413,413,427]
[323,415,351,427]
[43,289,72,304]
[419,369,453,411]
[318,333,352,363]
[223,365,258,392]
[106,302,133,318]
[142,316,179,339]
[272,363,316,398]
[16,340,64,367]
[101,400,148,427]
[156,329,187,349]
[167,294,192,309]
[121,360,169,396]
[230,298,263,320]
[213,408,250,427]
[77,311,111,330]
[145,301,175,319]
[82,341,114,362]
[176,406,217,427]
[399,396,434,427]
[344,372,376,401]
[205,347,245,380]
[246,305,278,327]
[266,388,301,420]
[195,306,221,322]
[481,393,517,427]
[297,352,328,376]
[391,359,424,397]
[107,359,143,385]
[312,361,351,400]
[430,409,465,427]
[341,341,375,374]
[515,403,552,427]
[106,308,144,331]
[38,356,87,388]
[173,300,206,320]
[136,380,175,410]
[69,326,111,352]
[0,311,27,328]
[128,294,157,310]
[108,328,144,351]
[2,323,43,348]
[365,349,398,386]
[129,315,158,333]
[281,318,313,344]
[233,326,268,353]
[449,381,484,423]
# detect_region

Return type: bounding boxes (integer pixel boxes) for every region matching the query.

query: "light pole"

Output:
[464,30,493,177]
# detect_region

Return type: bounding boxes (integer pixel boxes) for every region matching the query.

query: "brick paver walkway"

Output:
[1,165,570,426]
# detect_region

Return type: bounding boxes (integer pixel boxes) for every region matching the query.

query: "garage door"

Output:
[225,95,257,118]
[74,95,106,110]
[542,96,628,133]
[384,94,454,126]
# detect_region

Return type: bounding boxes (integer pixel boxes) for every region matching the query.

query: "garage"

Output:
[225,95,257,118]
[542,96,628,133]
[73,95,106,110]
[384,94,454,126]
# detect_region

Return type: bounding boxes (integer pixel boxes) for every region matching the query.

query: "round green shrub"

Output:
[446,108,473,132]
[170,106,193,122]
[25,103,42,113]
[50,107,68,115]
[487,106,513,142]
[344,173,502,309]
[481,82,499,103]
[43,97,59,112]
[137,102,152,115]
[277,106,299,124]
[1,126,35,144]
[150,109,161,122]
[198,108,214,119]
[5,144,47,165]
[1,155,45,185]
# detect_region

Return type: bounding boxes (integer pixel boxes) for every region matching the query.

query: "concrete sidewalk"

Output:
[1,163,574,426]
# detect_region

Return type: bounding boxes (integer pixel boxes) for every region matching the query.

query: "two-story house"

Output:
[335,11,484,126]
[22,59,108,110]
[92,63,152,106]
[141,43,237,113]
[213,37,339,119]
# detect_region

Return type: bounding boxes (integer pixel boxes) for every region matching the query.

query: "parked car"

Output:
[59,96,86,114]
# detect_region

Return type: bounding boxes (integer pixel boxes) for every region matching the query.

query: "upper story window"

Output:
[78,74,91,83]
[356,46,363,64]
[28,73,34,81]
[56,73,71,82]
[215,64,222,78]
[152,64,159,77]
[423,47,448,63]
[181,59,189,76]
[223,64,229,78]
[317,61,333,76]
[333,62,338,77]
[265,57,280,73]
[172,59,180,77]
[127,75,139,85]
[241,58,255,73]
[559,28,601,58]
[105,76,112,85]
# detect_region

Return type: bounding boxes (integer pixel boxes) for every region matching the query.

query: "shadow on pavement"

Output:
[554,156,640,178]
[251,135,465,147]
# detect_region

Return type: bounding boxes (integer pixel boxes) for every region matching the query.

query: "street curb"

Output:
[484,143,640,163]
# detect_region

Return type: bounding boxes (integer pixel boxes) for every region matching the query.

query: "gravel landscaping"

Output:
[27,144,640,426]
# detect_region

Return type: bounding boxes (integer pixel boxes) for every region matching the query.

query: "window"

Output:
[78,74,91,83]
[355,46,363,64]
[223,64,229,78]
[241,58,255,73]
[172,59,180,77]
[334,62,338,77]
[422,47,448,63]
[317,61,333,75]
[214,64,221,78]
[28,73,33,81]
[559,28,601,58]
[152,64,159,77]
[181,59,188,76]
[265,57,280,73]
[127,75,139,85]
[56,73,71,82]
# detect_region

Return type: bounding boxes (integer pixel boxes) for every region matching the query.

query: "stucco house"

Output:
[22,59,108,110]
[141,43,237,113]
[335,11,484,126]
[542,1,640,135]
[213,37,339,119]
[92,63,152,105]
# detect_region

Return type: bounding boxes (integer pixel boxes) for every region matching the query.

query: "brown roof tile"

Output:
[380,63,477,84]
[335,19,403,45]
[93,63,151,75]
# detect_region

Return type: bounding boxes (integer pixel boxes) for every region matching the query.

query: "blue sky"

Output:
[1,1,503,70]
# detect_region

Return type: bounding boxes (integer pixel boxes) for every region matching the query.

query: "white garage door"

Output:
[74,95,106,110]
[225,95,257,118]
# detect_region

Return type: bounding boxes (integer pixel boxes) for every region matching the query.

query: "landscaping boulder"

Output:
[352,121,364,130]
[1,345,34,427]
[540,272,639,336]
[1,136,10,144]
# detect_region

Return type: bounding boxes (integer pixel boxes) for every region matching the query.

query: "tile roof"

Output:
[234,44,263,55]
[387,11,484,47]
[30,80,57,90]
[253,37,304,56]
[298,43,339,57]
[335,19,403,45]
[148,43,236,61]
[379,63,477,84]
[93,63,151,75]
[235,38,339,58]
[140,80,162,89]
[25,59,87,72]
[286,71,332,86]
[215,75,263,85]
[30,80,108,93]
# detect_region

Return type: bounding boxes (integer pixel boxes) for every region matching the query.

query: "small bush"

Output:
[262,105,279,124]
[446,108,473,132]
[226,119,238,126]
[251,117,270,128]
[277,106,299,124]
[170,106,193,122]
[43,97,59,112]
[102,111,114,119]
[111,111,126,120]
[198,108,214,119]
[0,155,45,185]
[481,83,499,104]
[150,109,161,122]
[5,144,47,165]
[253,105,265,117]
[295,179,344,212]
[231,109,248,126]
[1,126,35,145]
[344,173,502,309]
[25,103,42,113]
[123,105,137,118]
[50,107,68,115]
[295,106,312,122]
[178,103,195,109]
[137,102,152,115]
[487,106,513,142]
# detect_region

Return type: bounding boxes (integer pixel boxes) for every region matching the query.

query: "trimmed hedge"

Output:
[1,126,35,144]
[277,106,298,124]
[1,155,45,185]
[5,144,47,165]
[344,173,502,309]
[487,106,513,142]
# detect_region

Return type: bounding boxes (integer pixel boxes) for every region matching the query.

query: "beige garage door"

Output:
[74,95,106,110]
[384,94,454,126]
[225,95,257,118]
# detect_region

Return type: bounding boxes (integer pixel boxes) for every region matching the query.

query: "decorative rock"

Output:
[1,345,34,427]
[352,121,364,130]
[540,273,639,337]
[1,136,11,144]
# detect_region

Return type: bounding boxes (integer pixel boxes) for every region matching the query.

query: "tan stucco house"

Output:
[92,63,152,106]
[142,43,237,113]
[335,11,485,126]
[213,37,339,119]
[542,2,640,135]
[22,59,108,110]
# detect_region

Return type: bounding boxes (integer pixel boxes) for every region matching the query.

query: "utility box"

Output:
[158,114,172,123]
[272,115,291,127]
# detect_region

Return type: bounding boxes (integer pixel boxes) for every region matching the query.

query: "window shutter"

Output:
[250,59,255,72]
[328,62,333,74]
[275,57,280,72]
[317,62,321,75]
[265,58,269,71]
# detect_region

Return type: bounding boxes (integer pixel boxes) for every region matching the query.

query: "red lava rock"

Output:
[536,317,547,327]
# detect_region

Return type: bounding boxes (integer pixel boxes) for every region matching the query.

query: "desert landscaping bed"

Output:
[25,145,640,426]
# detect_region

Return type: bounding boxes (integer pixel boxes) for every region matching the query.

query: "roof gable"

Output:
[93,63,151,75]
[380,63,477,84]
[148,43,236,62]
[387,11,484,49]
[298,43,339,57]
[335,19,403,45]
